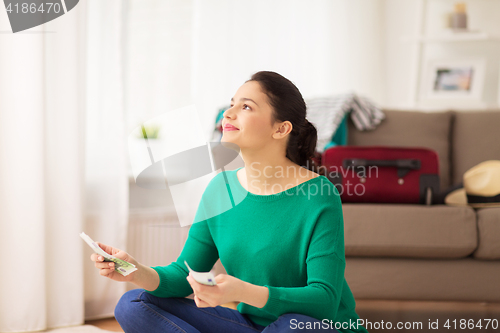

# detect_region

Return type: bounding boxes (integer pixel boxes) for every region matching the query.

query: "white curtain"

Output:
[83,0,129,321]
[0,0,128,331]
[0,4,86,332]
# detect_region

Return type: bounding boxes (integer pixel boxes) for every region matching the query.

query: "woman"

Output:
[90,71,369,333]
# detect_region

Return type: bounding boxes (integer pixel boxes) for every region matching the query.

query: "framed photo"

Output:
[419,58,486,105]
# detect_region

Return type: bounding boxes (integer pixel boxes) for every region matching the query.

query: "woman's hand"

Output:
[90,242,139,283]
[186,273,245,308]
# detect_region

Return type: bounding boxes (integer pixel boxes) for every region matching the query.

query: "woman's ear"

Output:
[273,121,292,139]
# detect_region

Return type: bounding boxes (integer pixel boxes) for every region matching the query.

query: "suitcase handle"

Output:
[343,158,421,178]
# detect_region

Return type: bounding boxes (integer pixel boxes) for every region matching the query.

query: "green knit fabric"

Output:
[148,167,368,333]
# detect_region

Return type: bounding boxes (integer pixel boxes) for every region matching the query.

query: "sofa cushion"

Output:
[451,110,500,185]
[345,257,500,302]
[342,204,477,259]
[347,110,453,190]
[473,207,500,260]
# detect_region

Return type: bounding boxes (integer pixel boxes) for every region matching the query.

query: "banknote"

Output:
[80,232,138,277]
[184,260,217,286]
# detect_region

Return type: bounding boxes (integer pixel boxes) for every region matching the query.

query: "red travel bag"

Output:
[321,146,440,204]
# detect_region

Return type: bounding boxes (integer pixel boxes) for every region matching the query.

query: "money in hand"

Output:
[80,232,138,276]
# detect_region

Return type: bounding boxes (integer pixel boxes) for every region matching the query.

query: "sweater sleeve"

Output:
[146,192,219,298]
[260,193,345,320]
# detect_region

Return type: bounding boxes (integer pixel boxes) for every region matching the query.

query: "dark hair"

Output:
[247,71,326,176]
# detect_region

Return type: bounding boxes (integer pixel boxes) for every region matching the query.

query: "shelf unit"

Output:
[405,0,500,110]
[402,31,500,43]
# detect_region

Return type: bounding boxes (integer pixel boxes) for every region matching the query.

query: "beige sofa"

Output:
[212,110,500,329]
[341,110,500,329]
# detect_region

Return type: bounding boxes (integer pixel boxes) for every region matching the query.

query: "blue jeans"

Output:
[115,289,341,333]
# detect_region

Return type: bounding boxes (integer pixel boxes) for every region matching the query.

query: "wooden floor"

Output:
[85,317,123,332]
[86,299,500,332]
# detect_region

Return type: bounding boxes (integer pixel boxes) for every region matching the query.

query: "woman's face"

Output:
[221,81,281,150]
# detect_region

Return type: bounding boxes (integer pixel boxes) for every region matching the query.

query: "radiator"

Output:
[126,206,225,294]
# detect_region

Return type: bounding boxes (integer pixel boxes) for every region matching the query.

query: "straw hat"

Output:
[445,160,500,208]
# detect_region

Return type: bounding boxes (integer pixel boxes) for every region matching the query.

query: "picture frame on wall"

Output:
[419,58,486,107]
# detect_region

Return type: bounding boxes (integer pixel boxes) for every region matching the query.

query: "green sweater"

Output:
[148,167,369,333]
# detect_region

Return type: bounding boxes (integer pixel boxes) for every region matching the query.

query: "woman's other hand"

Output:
[186,273,245,308]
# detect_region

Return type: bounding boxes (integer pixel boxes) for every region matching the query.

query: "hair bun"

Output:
[297,120,313,149]
[303,119,314,135]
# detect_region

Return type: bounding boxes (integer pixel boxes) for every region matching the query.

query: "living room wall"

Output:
[122,0,386,141]
[383,0,500,110]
